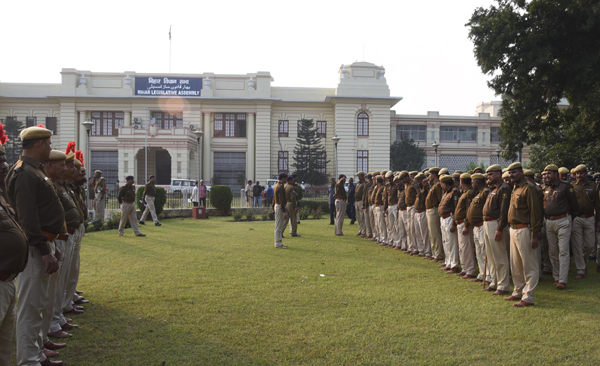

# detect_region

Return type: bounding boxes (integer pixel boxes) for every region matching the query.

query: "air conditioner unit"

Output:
[189,124,195,130]
[133,117,141,124]
[134,125,140,129]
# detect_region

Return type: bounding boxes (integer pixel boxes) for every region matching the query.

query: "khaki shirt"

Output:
[397,186,407,210]
[508,180,543,238]
[388,183,399,205]
[334,180,347,200]
[284,183,297,208]
[483,182,512,231]
[373,185,385,207]
[455,187,475,223]
[425,181,443,209]
[572,180,599,219]
[95,177,107,199]
[438,187,461,217]
[467,187,490,227]
[117,184,137,204]
[415,184,428,211]
[365,180,374,207]
[543,180,579,218]
[6,155,66,256]
[0,187,28,274]
[143,181,156,198]
[73,184,88,221]
[273,182,287,213]
[355,180,366,202]
[405,180,418,207]
[55,180,83,230]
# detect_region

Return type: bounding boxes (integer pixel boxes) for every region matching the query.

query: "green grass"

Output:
[60,217,600,365]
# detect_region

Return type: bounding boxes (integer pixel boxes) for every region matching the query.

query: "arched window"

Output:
[357,112,369,136]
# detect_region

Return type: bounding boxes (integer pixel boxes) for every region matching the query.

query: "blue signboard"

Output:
[135,77,202,96]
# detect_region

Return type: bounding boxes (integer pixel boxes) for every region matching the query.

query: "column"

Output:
[124,111,131,126]
[78,110,88,172]
[247,112,255,181]
[203,112,211,182]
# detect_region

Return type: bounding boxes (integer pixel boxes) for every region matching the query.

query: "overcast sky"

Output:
[1,0,498,115]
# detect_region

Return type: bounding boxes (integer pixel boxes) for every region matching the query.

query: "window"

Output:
[152,112,183,130]
[357,150,368,172]
[214,113,246,137]
[396,125,426,141]
[278,151,289,173]
[91,112,124,136]
[46,117,57,134]
[357,112,369,136]
[90,151,118,186]
[316,121,327,138]
[278,120,289,137]
[26,117,36,128]
[491,127,502,142]
[317,152,326,174]
[439,126,477,142]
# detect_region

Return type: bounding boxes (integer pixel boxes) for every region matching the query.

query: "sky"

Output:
[1,0,499,116]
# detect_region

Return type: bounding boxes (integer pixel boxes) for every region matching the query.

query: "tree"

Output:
[3,118,24,166]
[467,0,600,169]
[292,119,330,186]
[465,161,486,172]
[390,139,426,172]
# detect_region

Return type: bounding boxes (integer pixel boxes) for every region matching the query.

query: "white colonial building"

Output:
[0,62,528,188]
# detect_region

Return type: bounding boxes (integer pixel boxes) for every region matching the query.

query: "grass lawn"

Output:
[61,216,600,365]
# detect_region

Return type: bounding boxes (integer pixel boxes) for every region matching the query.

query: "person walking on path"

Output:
[334,175,347,236]
[140,175,161,226]
[117,176,145,237]
[273,173,289,248]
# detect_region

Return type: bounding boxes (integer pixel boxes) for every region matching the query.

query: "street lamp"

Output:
[192,129,204,183]
[332,135,341,178]
[495,147,502,164]
[432,142,440,167]
[82,119,94,218]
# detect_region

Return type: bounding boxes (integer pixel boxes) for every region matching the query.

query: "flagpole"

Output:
[169,25,172,73]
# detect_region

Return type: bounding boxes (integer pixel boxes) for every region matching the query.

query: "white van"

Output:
[170,178,196,192]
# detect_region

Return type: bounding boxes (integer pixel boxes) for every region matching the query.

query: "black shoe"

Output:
[139,221,145,225]
[589,256,597,261]
[155,222,162,226]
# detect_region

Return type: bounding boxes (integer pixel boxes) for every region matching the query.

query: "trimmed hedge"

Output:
[136,186,167,215]
[210,185,233,215]
[300,200,330,213]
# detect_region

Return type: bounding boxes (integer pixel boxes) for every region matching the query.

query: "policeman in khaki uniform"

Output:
[571,164,600,279]
[505,162,543,307]
[285,174,300,237]
[372,175,387,245]
[413,173,431,257]
[402,171,419,254]
[363,173,374,239]
[524,170,551,276]
[438,174,461,273]
[558,167,570,182]
[425,167,444,262]
[272,173,288,248]
[140,175,162,226]
[394,175,408,250]
[368,171,380,241]
[454,173,476,278]
[117,176,146,237]
[94,170,107,221]
[385,171,399,248]
[0,137,29,366]
[543,164,579,289]
[6,126,66,366]
[466,173,490,281]
[334,174,347,236]
[354,172,367,237]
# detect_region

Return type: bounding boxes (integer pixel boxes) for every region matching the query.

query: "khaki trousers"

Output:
[50,237,71,333]
[571,216,595,275]
[375,206,387,243]
[335,200,346,236]
[369,204,378,239]
[406,206,417,251]
[472,224,491,282]
[546,216,572,284]
[96,194,106,221]
[426,208,444,260]
[355,201,366,235]
[397,209,408,249]
[286,203,297,235]
[387,204,398,244]
[16,243,53,366]
[457,222,476,276]
[364,205,372,237]
[0,279,16,366]
[119,202,142,235]
[141,195,159,223]
[510,226,539,304]
[415,211,431,256]
[274,204,285,247]
[440,215,459,268]
[41,242,62,355]
[540,219,552,273]
[484,220,510,291]
[65,224,84,310]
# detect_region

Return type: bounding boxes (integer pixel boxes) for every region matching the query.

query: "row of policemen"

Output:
[350,161,599,307]
[1,126,91,366]
[272,173,301,248]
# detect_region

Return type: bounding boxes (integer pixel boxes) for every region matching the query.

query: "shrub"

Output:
[261,209,270,221]
[106,211,121,230]
[298,206,310,220]
[210,185,233,215]
[232,209,243,222]
[91,218,104,231]
[136,186,167,215]
[245,210,255,221]
[301,200,330,214]
[311,206,323,219]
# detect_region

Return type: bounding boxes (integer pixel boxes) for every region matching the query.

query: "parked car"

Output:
[170,179,196,192]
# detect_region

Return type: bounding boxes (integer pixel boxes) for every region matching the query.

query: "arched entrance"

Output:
[136,147,172,184]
